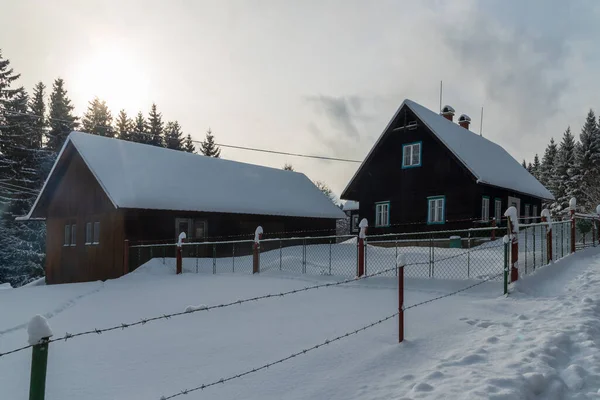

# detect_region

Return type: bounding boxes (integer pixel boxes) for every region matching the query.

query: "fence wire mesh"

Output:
[575,216,599,250]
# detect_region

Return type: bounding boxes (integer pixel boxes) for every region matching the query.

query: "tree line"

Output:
[521,109,600,215]
[0,49,220,286]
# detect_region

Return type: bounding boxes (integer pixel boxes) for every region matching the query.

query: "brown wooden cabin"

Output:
[341,100,554,235]
[21,132,345,284]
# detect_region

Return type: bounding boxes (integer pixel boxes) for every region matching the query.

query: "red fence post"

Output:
[176,232,186,275]
[541,209,552,264]
[397,254,405,343]
[491,218,496,241]
[253,226,263,274]
[357,219,368,277]
[505,206,519,282]
[123,239,129,276]
[570,197,576,253]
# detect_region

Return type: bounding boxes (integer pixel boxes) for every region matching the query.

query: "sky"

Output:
[2,0,600,200]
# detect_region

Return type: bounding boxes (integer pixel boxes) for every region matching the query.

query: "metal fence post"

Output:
[524,227,528,275]
[570,198,576,253]
[397,254,405,343]
[29,339,50,400]
[123,239,129,276]
[279,240,282,271]
[533,225,536,270]
[212,244,216,274]
[431,235,435,278]
[329,239,332,276]
[196,244,199,274]
[357,219,368,277]
[467,231,471,278]
[232,243,235,273]
[503,236,509,296]
[253,226,263,274]
[302,239,307,274]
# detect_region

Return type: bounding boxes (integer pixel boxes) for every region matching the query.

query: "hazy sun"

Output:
[70,44,151,115]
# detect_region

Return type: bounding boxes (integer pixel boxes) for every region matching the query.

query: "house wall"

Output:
[345,106,544,234]
[45,149,124,284]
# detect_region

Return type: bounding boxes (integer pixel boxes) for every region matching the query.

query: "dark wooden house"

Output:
[21,132,345,284]
[341,100,554,234]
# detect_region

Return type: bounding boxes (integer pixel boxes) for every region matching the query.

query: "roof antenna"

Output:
[439,80,443,113]
[480,107,484,136]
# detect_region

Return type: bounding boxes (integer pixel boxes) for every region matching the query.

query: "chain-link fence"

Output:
[574,215,599,250]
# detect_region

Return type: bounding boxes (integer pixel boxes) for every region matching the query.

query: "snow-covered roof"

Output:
[342,201,359,211]
[26,132,346,219]
[343,99,554,200]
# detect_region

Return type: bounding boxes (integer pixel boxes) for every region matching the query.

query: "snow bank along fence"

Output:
[5,251,504,400]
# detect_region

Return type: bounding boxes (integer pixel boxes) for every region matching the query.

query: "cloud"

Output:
[305,95,364,139]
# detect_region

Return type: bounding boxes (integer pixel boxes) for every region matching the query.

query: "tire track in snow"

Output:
[0,283,105,336]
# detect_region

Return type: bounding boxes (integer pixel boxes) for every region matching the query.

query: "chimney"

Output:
[458,114,471,130]
[441,105,455,121]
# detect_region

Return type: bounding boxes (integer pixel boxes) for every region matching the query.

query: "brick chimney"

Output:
[441,105,455,122]
[458,114,471,130]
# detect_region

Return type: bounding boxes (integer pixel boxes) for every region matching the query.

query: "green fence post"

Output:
[533,225,536,270]
[467,231,471,278]
[212,244,216,274]
[503,236,509,296]
[28,315,52,400]
[524,227,528,275]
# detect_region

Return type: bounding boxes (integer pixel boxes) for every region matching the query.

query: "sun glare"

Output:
[70,45,150,115]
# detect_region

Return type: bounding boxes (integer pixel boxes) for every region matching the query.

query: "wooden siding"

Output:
[344,106,543,234]
[45,145,124,284]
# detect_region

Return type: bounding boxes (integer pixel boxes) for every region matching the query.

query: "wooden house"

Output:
[341,100,554,234]
[21,132,345,284]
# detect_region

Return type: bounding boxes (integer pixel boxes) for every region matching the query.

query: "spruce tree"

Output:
[540,138,558,193]
[131,111,149,144]
[28,82,45,149]
[576,109,600,211]
[283,163,294,171]
[115,110,133,141]
[81,97,113,137]
[553,127,577,214]
[164,121,184,150]
[199,128,221,157]
[532,154,541,179]
[47,78,78,152]
[147,103,164,147]
[527,162,533,173]
[522,159,527,169]
[314,181,337,204]
[183,134,195,153]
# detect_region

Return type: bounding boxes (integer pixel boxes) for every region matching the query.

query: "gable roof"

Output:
[24,132,346,220]
[342,99,554,200]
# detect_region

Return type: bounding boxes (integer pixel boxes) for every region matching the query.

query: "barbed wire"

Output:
[159,311,399,399]
[0,265,400,359]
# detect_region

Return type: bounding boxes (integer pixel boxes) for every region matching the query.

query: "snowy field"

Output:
[1,247,600,399]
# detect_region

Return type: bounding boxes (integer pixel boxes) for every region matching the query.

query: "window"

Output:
[70,224,77,246]
[375,202,390,227]
[93,222,100,244]
[427,196,445,224]
[524,204,531,221]
[193,220,207,240]
[351,214,359,233]
[85,222,92,245]
[495,199,502,222]
[533,205,538,220]
[481,197,490,221]
[64,224,70,246]
[175,218,208,240]
[402,142,422,168]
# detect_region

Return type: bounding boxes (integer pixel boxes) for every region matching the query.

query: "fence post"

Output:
[541,209,552,264]
[279,240,282,271]
[357,219,368,277]
[212,244,216,274]
[397,254,405,343]
[28,315,53,400]
[504,206,519,282]
[596,205,600,247]
[532,225,536,270]
[503,235,509,295]
[123,239,129,275]
[176,232,186,275]
[491,217,496,241]
[253,226,263,274]
[329,239,332,276]
[570,197,576,254]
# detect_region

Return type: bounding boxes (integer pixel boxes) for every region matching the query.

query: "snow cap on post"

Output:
[397,253,406,267]
[28,315,53,345]
[504,206,519,233]
[254,226,263,243]
[503,235,510,244]
[177,232,186,247]
[359,218,368,239]
[569,197,577,210]
[596,205,600,215]
[541,208,552,231]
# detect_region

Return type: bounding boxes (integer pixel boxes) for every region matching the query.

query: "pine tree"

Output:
[28,82,45,149]
[314,181,337,204]
[183,134,195,153]
[147,103,164,147]
[553,127,578,214]
[199,128,221,157]
[532,154,541,179]
[81,97,113,137]
[540,138,558,193]
[115,110,133,141]
[576,109,600,211]
[522,159,527,168]
[131,111,149,144]
[527,162,533,173]
[164,121,184,150]
[47,78,78,152]
[283,163,294,171]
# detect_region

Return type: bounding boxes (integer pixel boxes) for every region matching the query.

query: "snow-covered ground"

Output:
[1,247,600,399]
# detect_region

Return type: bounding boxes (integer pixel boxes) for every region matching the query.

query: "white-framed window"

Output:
[70,224,77,246]
[351,214,359,233]
[175,218,208,240]
[427,196,445,224]
[524,204,530,221]
[85,222,92,245]
[481,197,490,221]
[375,202,390,227]
[495,199,502,222]
[533,205,538,220]
[402,142,422,168]
[64,224,71,246]
[93,222,100,244]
